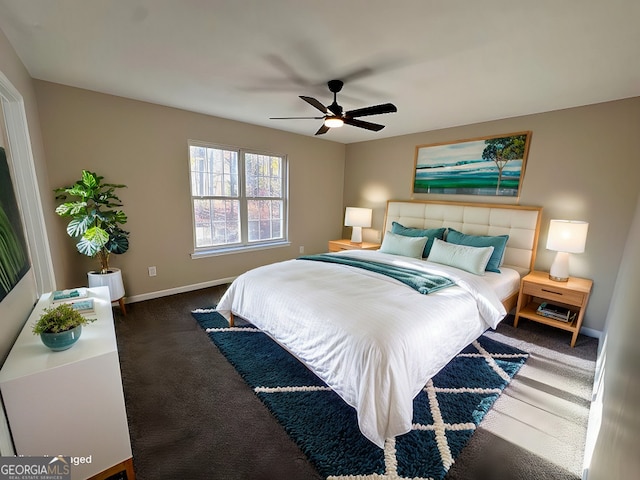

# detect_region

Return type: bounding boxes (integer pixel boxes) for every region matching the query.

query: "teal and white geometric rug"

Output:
[192,308,528,480]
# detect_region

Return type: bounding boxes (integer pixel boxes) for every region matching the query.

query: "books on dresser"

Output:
[69,298,95,314]
[50,288,95,314]
[51,288,88,303]
[536,302,576,323]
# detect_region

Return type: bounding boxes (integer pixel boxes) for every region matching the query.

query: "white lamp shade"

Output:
[344,207,372,228]
[546,219,589,253]
[344,207,372,244]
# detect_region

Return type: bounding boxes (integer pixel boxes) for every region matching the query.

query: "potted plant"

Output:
[32,303,96,351]
[54,170,130,304]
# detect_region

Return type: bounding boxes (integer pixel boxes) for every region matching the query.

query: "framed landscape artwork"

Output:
[0,147,30,302]
[413,131,531,196]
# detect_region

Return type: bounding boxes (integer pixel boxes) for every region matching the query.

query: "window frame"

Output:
[188,140,289,258]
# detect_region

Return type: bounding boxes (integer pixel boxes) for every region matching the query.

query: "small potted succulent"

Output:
[32,303,96,351]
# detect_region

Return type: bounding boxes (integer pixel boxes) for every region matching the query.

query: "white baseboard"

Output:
[580,326,602,340]
[124,277,236,304]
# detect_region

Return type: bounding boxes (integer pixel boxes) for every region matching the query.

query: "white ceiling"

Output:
[0,0,638,144]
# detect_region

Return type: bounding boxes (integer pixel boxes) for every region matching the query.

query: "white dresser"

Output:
[0,286,134,480]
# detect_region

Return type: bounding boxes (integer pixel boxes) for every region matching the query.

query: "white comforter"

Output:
[216,249,506,448]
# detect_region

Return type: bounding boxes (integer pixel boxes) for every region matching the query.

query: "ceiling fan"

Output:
[270,79,397,135]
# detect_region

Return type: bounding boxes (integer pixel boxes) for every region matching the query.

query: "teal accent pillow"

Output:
[391,222,446,258]
[379,232,429,259]
[428,239,494,275]
[445,229,509,273]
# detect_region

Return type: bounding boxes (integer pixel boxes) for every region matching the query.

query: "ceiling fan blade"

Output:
[345,103,397,118]
[269,116,325,120]
[344,117,385,132]
[300,96,328,114]
[338,66,375,83]
[315,124,330,135]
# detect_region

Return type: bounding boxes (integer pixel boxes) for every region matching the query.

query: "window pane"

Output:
[247,199,283,242]
[190,146,239,198]
[246,153,282,198]
[247,199,259,221]
[194,199,240,247]
[271,219,282,238]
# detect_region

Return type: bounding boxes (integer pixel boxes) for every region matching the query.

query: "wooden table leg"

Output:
[570,331,579,348]
[513,291,528,328]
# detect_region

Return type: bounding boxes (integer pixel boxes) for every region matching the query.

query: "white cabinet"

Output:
[0,287,134,480]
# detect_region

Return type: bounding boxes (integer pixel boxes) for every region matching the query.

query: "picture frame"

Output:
[0,146,30,302]
[413,131,531,196]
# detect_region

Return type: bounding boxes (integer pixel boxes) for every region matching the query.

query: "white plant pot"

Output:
[87,268,125,301]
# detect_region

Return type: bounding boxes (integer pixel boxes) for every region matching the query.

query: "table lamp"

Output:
[344,207,372,244]
[546,219,589,282]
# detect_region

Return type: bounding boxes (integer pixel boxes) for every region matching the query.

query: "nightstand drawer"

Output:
[522,281,585,306]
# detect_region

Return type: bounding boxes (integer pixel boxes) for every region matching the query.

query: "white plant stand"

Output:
[87,268,126,315]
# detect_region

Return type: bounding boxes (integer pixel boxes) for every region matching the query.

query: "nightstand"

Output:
[328,239,381,252]
[514,270,593,347]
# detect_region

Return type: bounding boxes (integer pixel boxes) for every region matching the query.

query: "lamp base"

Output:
[549,251,570,282]
[549,274,569,282]
[350,226,363,244]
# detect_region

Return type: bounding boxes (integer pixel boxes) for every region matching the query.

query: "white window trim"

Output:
[188,140,289,257]
[0,71,55,295]
[190,240,291,259]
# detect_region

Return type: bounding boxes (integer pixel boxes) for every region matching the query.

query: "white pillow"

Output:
[428,238,494,275]
[379,231,429,259]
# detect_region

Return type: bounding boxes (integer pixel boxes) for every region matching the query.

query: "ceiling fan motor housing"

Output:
[327,80,344,115]
[327,79,344,93]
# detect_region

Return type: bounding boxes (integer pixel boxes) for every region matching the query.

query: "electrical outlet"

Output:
[148,266,157,277]
[299,246,304,254]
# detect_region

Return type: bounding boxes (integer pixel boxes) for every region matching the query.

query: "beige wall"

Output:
[344,97,640,332]
[34,81,345,299]
[586,193,640,479]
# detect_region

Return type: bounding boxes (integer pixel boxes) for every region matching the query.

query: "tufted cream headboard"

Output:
[384,200,542,276]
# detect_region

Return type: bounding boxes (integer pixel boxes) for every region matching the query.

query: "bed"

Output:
[216,200,542,448]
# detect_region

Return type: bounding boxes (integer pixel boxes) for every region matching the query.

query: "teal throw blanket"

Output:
[297,254,454,294]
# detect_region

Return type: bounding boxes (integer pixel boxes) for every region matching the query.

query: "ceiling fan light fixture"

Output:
[324,116,344,128]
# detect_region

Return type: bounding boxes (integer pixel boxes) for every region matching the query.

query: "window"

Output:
[189,141,288,255]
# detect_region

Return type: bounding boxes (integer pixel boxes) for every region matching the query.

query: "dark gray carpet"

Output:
[114,286,597,480]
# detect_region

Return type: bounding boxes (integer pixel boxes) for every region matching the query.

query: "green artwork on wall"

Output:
[0,146,30,301]
[413,131,531,197]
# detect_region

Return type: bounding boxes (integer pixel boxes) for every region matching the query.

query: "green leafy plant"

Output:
[32,303,96,334]
[0,206,28,294]
[54,170,129,274]
[1,146,29,297]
